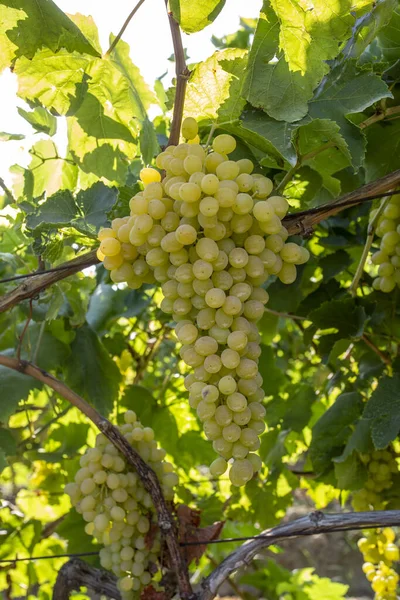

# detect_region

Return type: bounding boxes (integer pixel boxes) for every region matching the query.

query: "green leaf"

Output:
[15,49,89,115]
[309,298,367,339]
[28,140,69,198]
[363,372,400,448]
[308,62,392,168]
[0,0,100,72]
[365,119,400,182]
[184,49,247,124]
[74,182,118,234]
[26,190,77,231]
[319,250,353,281]
[281,385,315,433]
[336,419,373,462]
[17,107,57,136]
[0,428,17,472]
[0,131,24,141]
[67,59,138,185]
[120,384,157,423]
[244,1,383,124]
[258,344,285,397]
[170,0,226,33]
[297,119,352,178]
[109,37,158,165]
[52,422,90,454]
[310,392,364,473]
[0,364,41,422]
[26,183,117,236]
[65,324,121,415]
[67,12,103,55]
[334,452,368,491]
[19,323,70,372]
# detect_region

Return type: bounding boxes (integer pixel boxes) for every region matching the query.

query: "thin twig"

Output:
[349,195,391,296]
[199,510,400,600]
[16,298,33,361]
[0,177,15,203]
[265,307,307,321]
[361,334,391,366]
[0,354,194,600]
[359,105,400,129]
[165,0,191,146]
[276,141,337,193]
[104,0,147,57]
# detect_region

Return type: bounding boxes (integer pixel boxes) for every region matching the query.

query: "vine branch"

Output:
[53,558,120,600]
[1,170,400,315]
[0,354,194,600]
[199,509,400,600]
[165,0,190,146]
[104,0,147,57]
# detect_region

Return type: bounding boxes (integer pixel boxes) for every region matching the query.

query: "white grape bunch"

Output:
[370,195,400,293]
[65,410,178,599]
[97,118,310,486]
[352,448,400,600]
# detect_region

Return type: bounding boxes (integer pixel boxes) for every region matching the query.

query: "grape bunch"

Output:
[359,529,399,600]
[352,448,400,600]
[352,449,399,511]
[97,118,309,486]
[65,411,178,599]
[370,195,400,293]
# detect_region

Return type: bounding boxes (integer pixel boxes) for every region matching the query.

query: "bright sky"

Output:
[0,0,262,188]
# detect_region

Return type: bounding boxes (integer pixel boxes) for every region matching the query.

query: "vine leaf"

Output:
[15,49,90,115]
[363,372,400,449]
[0,364,41,422]
[0,0,100,73]
[18,106,57,136]
[108,36,159,165]
[243,0,372,122]
[170,0,226,33]
[309,392,364,473]
[308,62,392,169]
[184,48,247,124]
[65,324,121,416]
[176,505,224,565]
[365,119,400,182]
[67,58,138,185]
[26,182,118,236]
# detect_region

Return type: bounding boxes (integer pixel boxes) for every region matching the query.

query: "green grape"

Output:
[182,117,199,140]
[212,134,237,155]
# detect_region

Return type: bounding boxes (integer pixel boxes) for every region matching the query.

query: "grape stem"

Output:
[0,353,196,600]
[104,0,147,57]
[165,0,191,147]
[348,194,391,297]
[1,170,400,314]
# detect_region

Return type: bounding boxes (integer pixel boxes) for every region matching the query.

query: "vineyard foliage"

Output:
[0,0,400,598]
